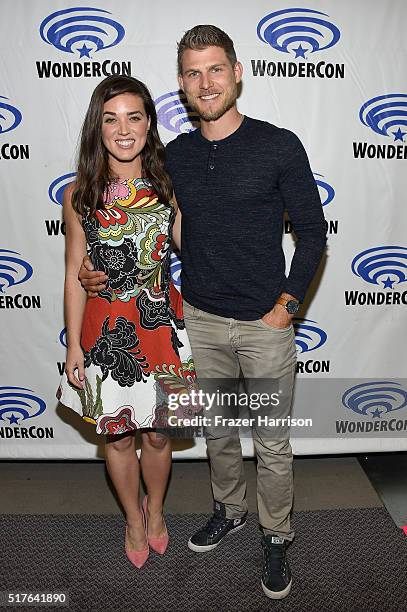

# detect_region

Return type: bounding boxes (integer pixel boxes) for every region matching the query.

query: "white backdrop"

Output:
[1,0,406,458]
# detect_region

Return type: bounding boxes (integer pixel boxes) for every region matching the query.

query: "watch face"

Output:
[286,300,300,314]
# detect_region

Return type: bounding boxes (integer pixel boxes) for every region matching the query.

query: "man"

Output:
[79,25,327,599]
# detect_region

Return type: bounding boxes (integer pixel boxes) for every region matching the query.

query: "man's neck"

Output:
[200,106,244,142]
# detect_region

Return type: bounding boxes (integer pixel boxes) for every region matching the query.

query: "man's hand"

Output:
[261,293,297,329]
[261,305,292,329]
[78,255,108,297]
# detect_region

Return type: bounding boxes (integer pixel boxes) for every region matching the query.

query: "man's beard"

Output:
[186,86,238,122]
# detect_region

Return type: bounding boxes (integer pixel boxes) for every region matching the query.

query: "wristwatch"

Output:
[276,296,300,314]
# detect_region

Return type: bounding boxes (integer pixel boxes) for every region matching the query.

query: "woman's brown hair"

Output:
[72,75,173,215]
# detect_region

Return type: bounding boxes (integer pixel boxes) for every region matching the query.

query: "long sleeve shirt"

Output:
[165,116,327,320]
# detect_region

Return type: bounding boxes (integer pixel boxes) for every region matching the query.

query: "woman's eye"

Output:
[104,117,115,124]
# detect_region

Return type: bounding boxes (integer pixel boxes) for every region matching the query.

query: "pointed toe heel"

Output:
[125,521,149,569]
[142,495,169,555]
[125,546,149,568]
[148,533,169,555]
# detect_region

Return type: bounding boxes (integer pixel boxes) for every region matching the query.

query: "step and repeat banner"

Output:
[1,0,406,458]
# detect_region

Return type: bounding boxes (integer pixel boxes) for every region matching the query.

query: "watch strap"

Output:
[276,297,293,308]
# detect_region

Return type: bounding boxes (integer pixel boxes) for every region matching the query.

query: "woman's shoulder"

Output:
[63,181,77,204]
[62,181,85,223]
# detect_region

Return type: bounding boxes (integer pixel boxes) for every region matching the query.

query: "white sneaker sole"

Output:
[261,578,292,600]
[187,521,246,552]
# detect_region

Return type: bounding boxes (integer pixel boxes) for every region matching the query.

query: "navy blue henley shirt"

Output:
[165,116,327,320]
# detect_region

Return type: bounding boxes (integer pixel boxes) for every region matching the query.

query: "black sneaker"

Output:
[188,501,247,552]
[261,535,292,599]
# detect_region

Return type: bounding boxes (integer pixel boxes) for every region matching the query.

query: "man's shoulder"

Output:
[246,117,301,147]
[165,131,197,153]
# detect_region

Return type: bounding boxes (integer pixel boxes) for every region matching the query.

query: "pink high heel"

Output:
[125,511,149,568]
[142,495,169,555]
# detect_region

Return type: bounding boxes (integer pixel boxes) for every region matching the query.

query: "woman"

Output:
[57,75,195,568]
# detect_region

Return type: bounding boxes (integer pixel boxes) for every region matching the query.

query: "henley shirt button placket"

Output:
[208,143,218,172]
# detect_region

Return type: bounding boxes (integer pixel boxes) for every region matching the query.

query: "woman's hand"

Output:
[66,345,85,389]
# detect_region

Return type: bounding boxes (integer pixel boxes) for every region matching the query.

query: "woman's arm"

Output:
[63,184,88,388]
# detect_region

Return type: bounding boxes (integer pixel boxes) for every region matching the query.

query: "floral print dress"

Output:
[57,178,196,435]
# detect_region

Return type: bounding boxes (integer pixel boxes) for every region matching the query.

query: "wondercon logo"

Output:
[351,246,407,289]
[293,318,327,353]
[257,8,340,59]
[342,381,407,419]
[313,172,335,207]
[39,7,125,58]
[0,386,46,425]
[155,91,199,134]
[59,327,67,348]
[0,97,22,134]
[359,94,407,143]
[49,172,76,205]
[0,250,33,293]
[170,252,182,290]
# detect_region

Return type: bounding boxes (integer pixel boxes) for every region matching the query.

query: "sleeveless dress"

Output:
[57,178,196,435]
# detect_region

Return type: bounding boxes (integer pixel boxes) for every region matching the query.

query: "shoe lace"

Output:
[263,542,286,575]
[204,512,227,534]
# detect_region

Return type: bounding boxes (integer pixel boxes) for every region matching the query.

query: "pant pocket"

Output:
[255,318,292,332]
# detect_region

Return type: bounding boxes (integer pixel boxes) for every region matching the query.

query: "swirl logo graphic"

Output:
[293,318,327,354]
[170,252,182,290]
[0,250,33,293]
[59,327,67,348]
[0,387,46,425]
[39,7,125,58]
[154,91,199,134]
[257,8,340,59]
[351,246,407,289]
[0,97,22,134]
[313,172,335,207]
[359,94,407,143]
[48,172,76,206]
[342,381,407,419]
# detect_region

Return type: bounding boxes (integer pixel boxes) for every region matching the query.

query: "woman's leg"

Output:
[105,432,147,551]
[140,431,171,537]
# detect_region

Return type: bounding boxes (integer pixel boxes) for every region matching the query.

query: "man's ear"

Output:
[178,73,184,92]
[234,61,243,84]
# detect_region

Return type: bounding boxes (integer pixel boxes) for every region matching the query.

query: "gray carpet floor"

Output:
[1,508,406,612]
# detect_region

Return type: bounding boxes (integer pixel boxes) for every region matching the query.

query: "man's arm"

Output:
[278,129,328,302]
[172,199,181,252]
[262,130,327,328]
[78,256,108,297]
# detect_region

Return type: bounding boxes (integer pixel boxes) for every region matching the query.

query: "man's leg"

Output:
[183,301,248,550]
[237,318,296,598]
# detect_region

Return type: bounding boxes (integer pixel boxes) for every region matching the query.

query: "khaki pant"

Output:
[183,300,297,540]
